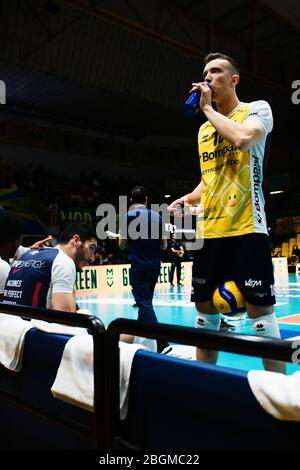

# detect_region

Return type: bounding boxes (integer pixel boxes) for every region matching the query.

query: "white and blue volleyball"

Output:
[212,281,246,317]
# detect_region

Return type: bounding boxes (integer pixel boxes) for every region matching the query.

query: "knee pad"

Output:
[249,312,281,339]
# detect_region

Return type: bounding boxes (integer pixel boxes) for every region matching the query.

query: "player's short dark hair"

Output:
[204,52,240,75]
[58,223,97,245]
[0,211,24,245]
[130,186,148,204]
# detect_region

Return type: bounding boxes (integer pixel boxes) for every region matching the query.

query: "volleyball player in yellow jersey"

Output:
[169,53,285,373]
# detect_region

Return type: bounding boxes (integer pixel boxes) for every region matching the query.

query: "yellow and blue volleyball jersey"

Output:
[197,100,273,239]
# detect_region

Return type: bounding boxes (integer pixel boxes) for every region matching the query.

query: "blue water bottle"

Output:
[184,91,200,115]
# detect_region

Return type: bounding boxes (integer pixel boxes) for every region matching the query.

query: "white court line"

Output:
[276,287,300,291]
[285,336,300,341]
[77,297,289,308]
[155,293,190,297]
[279,313,300,320]
[78,298,134,305]
[276,285,300,289]
[78,297,195,307]
[276,295,300,298]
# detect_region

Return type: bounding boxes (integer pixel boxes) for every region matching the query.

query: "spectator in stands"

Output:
[92,249,104,266]
[118,186,169,353]
[0,211,24,263]
[105,252,115,265]
[292,244,300,260]
[3,222,97,312]
[99,240,108,257]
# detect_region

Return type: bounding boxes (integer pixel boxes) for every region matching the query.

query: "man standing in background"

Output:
[168,232,184,287]
[119,186,169,353]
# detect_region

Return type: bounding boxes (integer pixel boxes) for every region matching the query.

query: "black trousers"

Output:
[169,259,182,284]
[130,268,169,352]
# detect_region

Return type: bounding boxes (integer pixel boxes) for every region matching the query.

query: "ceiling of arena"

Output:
[0,0,299,144]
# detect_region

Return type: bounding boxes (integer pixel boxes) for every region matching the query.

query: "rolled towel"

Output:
[31,319,88,336]
[133,336,157,352]
[51,336,147,419]
[0,314,34,371]
[248,370,300,421]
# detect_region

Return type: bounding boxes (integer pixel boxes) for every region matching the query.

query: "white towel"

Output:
[31,319,88,336]
[51,336,147,419]
[0,314,34,371]
[248,370,300,421]
[119,341,148,419]
[165,345,196,360]
[30,308,91,336]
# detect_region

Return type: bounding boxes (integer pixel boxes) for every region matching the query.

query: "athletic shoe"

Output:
[161,346,173,355]
[220,318,235,331]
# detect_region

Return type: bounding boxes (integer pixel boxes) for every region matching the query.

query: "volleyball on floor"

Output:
[212,281,246,317]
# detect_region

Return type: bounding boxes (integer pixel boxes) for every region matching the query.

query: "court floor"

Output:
[77,273,300,374]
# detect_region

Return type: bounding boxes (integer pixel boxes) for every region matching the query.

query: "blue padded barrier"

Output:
[0,328,94,449]
[0,303,105,450]
[107,318,300,450]
[121,350,300,450]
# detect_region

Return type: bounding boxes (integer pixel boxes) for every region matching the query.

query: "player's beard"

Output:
[74,244,88,271]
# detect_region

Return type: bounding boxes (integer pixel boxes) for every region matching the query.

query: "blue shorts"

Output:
[191,234,275,306]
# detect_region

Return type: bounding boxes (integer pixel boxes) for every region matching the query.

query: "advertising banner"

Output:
[76,262,192,294]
